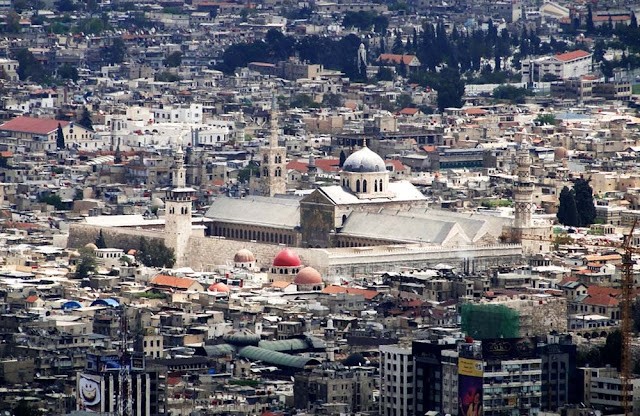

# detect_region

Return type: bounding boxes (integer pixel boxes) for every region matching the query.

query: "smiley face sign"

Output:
[78,373,102,411]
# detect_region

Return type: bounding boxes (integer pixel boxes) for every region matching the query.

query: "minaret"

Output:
[307,154,317,189]
[164,146,194,268]
[249,97,287,197]
[514,140,534,230]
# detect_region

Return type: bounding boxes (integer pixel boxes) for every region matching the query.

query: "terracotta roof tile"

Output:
[150,274,197,289]
[555,50,590,62]
[0,116,70,135]
[321,285,379,300]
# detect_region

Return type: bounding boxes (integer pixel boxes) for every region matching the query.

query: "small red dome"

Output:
[273,249,302,267]
[234,249,255,263]
[294,266,322,285]
[209,282,230,293]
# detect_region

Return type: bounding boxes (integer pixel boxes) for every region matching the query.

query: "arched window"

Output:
[263,154,269,163]
[363,180,367,193]
[263,168,268,177]
[379,180,383,192]
[275,167,281,177]
[356,179,360,192]
[374,180,378,192]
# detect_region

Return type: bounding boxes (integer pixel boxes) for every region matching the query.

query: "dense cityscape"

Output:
[0,0,640,415]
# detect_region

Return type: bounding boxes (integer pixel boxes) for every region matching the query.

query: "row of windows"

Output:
[341,178,385,193]
[213,226,294,245]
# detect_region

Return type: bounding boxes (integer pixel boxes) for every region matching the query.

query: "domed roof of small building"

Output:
[209,282,230,293]
[222,329,260,346]
[273,249,302,267]
[294,266,322,285]
[554,147,568,161]
[84,243,98,250]
[69,250,81,258]
[342,146,386,173]
[234,249,255,263]
[151,197,165,209]
[343,352,367,367]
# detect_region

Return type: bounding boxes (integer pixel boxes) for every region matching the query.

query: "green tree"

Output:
[75,247,97,279]
[57,0,77,12]
[376,67,394,81]
[56,123,65,149]
[39,193,66,210]
[586,5,594,33]
[557,186,579,227]
[165,51,182,67]
[138,237,176,268]
[574,178,596,226]
[78,107,93,130]
[4,11,21,33]
[321,92,343,108]
[103,38,126,64]
[290,94,319,109]
[434,67,465,111]
[492,85,530,103]
[14,48,48,83]
[396,93,413,109]
[95,230,107,249]
[155,71,181,82]
[339,150,346,168]
[535,113,556,126]
[58,63,79,81]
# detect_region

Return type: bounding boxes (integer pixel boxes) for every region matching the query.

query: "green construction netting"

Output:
[460,303,520,339]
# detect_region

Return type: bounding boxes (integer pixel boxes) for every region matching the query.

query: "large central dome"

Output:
[343,146,386,173]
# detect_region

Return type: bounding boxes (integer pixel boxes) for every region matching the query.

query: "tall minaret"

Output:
[514,140,534,230]
[249,97,287,197]
[164,146,194,268]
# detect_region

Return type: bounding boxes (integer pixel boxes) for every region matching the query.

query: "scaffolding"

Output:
[460,303,521,339]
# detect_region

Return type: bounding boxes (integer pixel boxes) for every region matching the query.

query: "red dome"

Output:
[208,282,230,293]
[234,249,255,263]
[273,249,302,267]
[294,267,322,285]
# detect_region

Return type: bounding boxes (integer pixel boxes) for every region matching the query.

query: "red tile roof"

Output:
[385,159,407,171]
[0,116,70,135]
[322,285,379,300]
[584,293,619,307]
[587,285,620,297]
[398,107,419,115]
[378,54,418,65]
[25,295,39,303]
[555,50,591,62]
[150,274,197,289]
[593,15,630,22]
[465,107,488,116]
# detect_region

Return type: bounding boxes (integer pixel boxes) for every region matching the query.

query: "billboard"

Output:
[481,337,537,361]
[77,373,104,413]
[458,358,483,416]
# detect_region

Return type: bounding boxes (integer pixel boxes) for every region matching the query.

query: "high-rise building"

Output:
[413,340,458,415]
[380,345,414,416]
[539,333,578,410]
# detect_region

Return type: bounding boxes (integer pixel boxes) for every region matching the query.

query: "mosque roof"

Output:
[237,346,320,369]
[204,196,300,229]
[342,146,386,173]
[273,249,302,267]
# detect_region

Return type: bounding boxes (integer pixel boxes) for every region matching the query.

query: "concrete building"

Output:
[581,366,640,414]
[522,50,593,84]
[380,345,414,416]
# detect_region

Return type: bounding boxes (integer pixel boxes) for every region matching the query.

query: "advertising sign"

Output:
[77,373,104,413]
[481,337,537,361]
[458,358,483,416]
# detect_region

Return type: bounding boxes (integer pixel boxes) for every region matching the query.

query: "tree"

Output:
[165,51,182,67]
[586,5,594,33]
[58,63,79,82]
[535,113,556,126]
[322,92,343,108]
[434,67,465,111]
[57,0,77,12]
[493,85,530,103]
[95,230,107,249]
[557,186,579,227]
[339,150,346,168]
[396,93,413,109]
[376,66,394,81]
[138,237,176,268]
[56,123,65,150]
[75,247,97,279]
[574,178,596,226]
[78,107,93,130]
[103,38,126,64]
[13,400,43,416]
[14,48,47,83]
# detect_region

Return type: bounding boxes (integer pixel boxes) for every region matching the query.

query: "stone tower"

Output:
[514,140,534,230]
[164,146,194,268]
[249,97,287,197]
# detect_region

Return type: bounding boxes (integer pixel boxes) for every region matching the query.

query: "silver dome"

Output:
[342,146,386,173]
